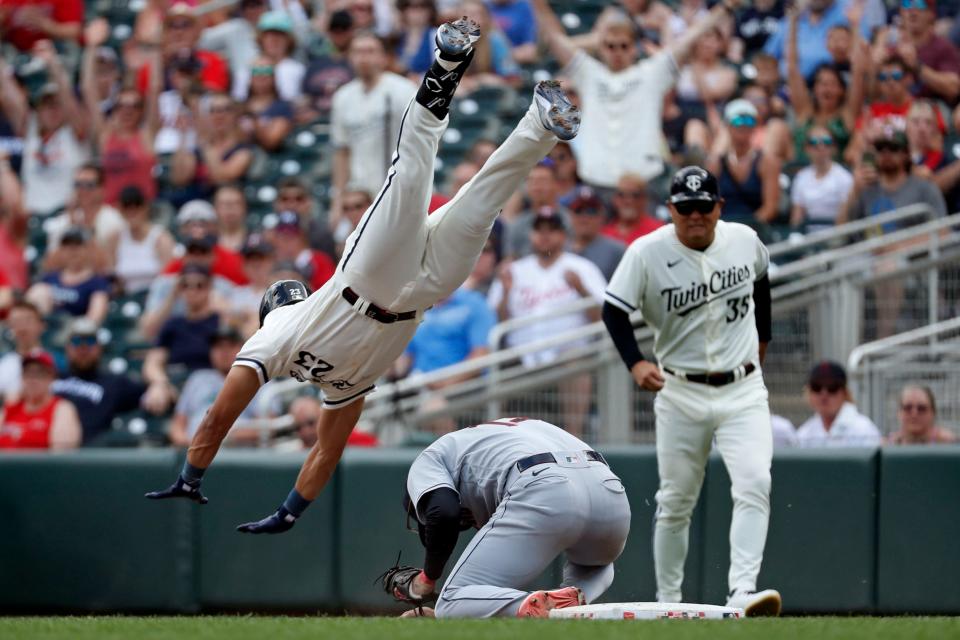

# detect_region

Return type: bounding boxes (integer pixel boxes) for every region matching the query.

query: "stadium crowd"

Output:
[0,0,958,449]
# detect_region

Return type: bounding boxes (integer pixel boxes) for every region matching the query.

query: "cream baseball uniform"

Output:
[235,97,561,407]
[407,418,631,618]
[604,220,772,602]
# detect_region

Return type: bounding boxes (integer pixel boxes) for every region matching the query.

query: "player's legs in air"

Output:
[434,465,629,618]
[337,19,482,310]
[411,80,580,306]
[144,20,484,532]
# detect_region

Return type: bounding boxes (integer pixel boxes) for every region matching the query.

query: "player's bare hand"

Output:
[631,360,665,391]
[400,606,435,618]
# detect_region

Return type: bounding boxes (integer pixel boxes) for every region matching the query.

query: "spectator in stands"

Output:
[751,53,788,118]
[796,360,882,447]
[28,227,110,326]
[0,56,26,174]
[786,6,867,165]
[907,100,947,176]
[241,55,295,152]
[584,0,673,55]
[826,24,853,77]
[12,43,90,217]
[300,10,355,119]
[332,188,374,259]
[229,233,276,337]
[80,21,123,119]
[898,0,960,104]
[153,48,205,157]
[331,32,416,217]
[706,99,782,230]
[212,185,248,253]
[276,395,379,451]
[487,0,537,63]
[887,384,957,444]
[763,0,881,80]
[43,164,123,274]
[168,326,263,447]
[395,0,438,76]
[198,0,268,78]
[137,2,230,95]
[841,128,947,337]
[81,23,159,206]
[731,0,783,63]
[0,350,80,450]
[568,187,625,281]
[270,211,336,292]
[0,150,28,292]
[674,29,738,135]
[0,301,45,403]
[111,186,175,295]
[531,0,734,189]
[144,264,222,384]
[53,318,173,444]
[488,211,606,438]
[439,2,522,94]
[790,125,854,232]
[549,142,582,207]
[171,92,254,196]
[164,199,248,285]
[233,11,305,102]
[0,0,83,52]
[505,161,571,258]
[740,83,791,161]
[273,176,336,258]
[128,0,165,72]
[603,174,663,245]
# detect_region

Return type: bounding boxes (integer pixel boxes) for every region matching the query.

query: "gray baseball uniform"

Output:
[407,418,632,618]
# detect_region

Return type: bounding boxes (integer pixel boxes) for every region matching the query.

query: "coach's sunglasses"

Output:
[810,382,843,394]
[674,200,715,216]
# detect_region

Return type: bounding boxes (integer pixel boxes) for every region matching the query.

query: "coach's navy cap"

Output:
[667,166,721,204]
[531,208,567,231]
[808,361,847,386]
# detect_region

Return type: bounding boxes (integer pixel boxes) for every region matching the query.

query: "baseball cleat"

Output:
[516,586,586,618]
[534,80,581,141]
[435,17,481,59]
[725,588,782,617]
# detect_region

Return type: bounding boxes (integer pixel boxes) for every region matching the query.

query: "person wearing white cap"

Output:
[705,98,781,231]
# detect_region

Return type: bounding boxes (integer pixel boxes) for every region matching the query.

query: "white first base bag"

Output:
[549,602,744,620]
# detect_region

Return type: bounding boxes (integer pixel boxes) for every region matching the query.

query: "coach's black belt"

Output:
[662,362,756,387]
[342,287,417,324]
[516,450,607,473]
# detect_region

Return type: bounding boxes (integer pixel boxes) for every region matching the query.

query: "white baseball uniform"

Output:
[407,418,632,618]
[235,97,560,407]
[604,220,772,602]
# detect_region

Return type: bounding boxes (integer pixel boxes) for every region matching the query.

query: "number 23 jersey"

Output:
[604,221,769,373]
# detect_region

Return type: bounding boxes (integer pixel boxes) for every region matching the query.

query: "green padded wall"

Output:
[700,448,879,612]
[877,445,960,613]
[195,451,338,610]
[0,450,194,612]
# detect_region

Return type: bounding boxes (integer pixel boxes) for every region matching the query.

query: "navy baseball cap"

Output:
[808,361,847,387]
[667,166,721,204]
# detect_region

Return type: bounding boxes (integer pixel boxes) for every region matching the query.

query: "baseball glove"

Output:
[378,560,436,604]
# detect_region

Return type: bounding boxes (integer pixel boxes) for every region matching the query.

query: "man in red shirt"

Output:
[162,199,248,286]
[0,0,82,51]
[270,211,335,292]
[136,2,229,94]
[602,173,664,245]
[897,0,960,104]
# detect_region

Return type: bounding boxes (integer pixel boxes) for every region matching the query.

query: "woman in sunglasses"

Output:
[789,125,853,232]
[887,385,956,445]
[795,361,881,448]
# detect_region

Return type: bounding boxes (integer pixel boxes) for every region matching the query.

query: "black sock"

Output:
[415,48,475,120]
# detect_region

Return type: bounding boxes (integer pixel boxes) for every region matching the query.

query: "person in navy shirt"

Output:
[26,227,110,326]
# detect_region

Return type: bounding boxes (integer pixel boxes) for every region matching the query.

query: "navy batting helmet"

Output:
[667,166,721,204]
[259,279,310,327]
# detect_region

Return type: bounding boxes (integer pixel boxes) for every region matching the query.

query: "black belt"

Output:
[516,450,607,473]
[342,287,417,324]
[663,362,756,387]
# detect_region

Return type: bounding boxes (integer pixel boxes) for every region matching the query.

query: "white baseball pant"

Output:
[652,370,772,602]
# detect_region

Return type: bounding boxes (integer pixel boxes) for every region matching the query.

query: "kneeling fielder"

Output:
[146,20,581,533]
[382,417,631,618]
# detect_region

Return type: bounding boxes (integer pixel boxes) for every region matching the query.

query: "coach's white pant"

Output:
[434,463,631,618]
[340,96,558,313]
[653,370,772,602]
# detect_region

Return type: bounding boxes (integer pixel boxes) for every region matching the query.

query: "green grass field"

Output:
[2,616,958,640]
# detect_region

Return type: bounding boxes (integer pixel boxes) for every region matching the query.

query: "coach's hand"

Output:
[145,476,209,504]
[236,506,297,534]
[631,360,665,392]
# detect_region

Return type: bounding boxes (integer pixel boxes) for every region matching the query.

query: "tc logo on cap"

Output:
[685,175,702,191]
